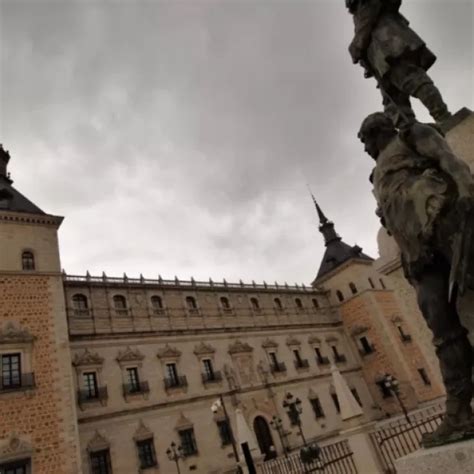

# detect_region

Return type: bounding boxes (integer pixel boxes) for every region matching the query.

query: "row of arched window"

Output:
[71,293,321,314]
[335,277,386,302]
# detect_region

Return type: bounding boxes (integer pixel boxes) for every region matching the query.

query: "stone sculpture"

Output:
[346,0,451,126]
[358,112,474,446]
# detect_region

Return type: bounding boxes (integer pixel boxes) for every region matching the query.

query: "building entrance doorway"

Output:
[253,416,276,461]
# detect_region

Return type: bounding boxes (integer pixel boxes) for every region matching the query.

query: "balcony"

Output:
[316,356,330,366]
[294,359,310,370]
[164,375,188,390]
[0,373,35,393]
[123,381,150,396]
[359,344,376,356]
[201,371,223,384]
[77,386,108,404]
[334,354,347,364]
[270,362,287,374]
[401,334,413,343]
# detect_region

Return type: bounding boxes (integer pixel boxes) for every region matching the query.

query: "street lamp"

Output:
[166,441,184,474]
[269,415,289,458]
[383,373,410,423]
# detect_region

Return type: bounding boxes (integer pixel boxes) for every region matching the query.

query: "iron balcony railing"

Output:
[0,373,35,392]
[270,362,287,373]
[164,375,187,390]
[77,386,108,403]
[123,381,150,396]
[316,356,330,365]
[294,359,310,369]
[201,371,223,384]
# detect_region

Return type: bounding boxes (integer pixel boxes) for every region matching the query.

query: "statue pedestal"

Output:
[394,439,474,474]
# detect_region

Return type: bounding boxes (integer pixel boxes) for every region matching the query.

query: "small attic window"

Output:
[336,290,344,302]
[21,251,35,271]
[349,282,358,294]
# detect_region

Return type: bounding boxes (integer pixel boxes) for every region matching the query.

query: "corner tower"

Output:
[0,145,81,473]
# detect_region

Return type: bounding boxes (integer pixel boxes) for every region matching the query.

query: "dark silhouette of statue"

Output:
[358,112,474,446]
[346,0,452,126]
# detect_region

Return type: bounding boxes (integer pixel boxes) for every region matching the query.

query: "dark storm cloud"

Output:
[0,0,472,283]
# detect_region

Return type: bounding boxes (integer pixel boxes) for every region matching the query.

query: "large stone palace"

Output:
[4,107,473,474]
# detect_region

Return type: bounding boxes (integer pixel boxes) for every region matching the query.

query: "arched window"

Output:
[151,295,163,310]
[368,278,375,289]
[349,282,358,295]
[220,296,231,310]
[185,296,198,310]
[250,297,260,311]
[312,298,319,309]
[72,294,89,316]
[379,278,386,289]
[113,295,128,316]
[21,251,35,271]
[336,290,344,302]
[295,298,304,309]
[274,298,283,310]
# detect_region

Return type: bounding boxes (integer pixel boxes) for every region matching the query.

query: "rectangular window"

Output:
[418,368,431,386]
[310,397,325,419]
[360,336,373,354]
[202,359,214,379]
[351,388,363,406]
[269,352,278,366]
[126,367,140,392]
[90,449,112,474]
[331,393,341,413]
[217,420,232,446]
[315,347,323,361]
[0,459,31,474]
[331,346,340,358]
[1,353,21,389]
[166,363,179,385]
[293,350,302,364]
[179,428,198,456]
[136,438,157,469]
[83,372,98,399]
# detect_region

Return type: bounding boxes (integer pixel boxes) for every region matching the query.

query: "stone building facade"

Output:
[0,124,455,474]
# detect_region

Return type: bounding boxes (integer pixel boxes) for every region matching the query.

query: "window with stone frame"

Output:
[312,298,319,309]
[336,290,344,302]
[21,251,35,271]
[359,336,375,355]
[72,293,89,317]
[136,438,157,469]
[1,353,21,390]
[150,295,164,314]
[418,368,431,386]
[90,449,112,474]
[185,296,198,310]
[83,371,99,399]
[368,277,375,289]
[295,298,304,309]
[126,367,141,393]
[330,393,341,413]
[220,296,231,310]
[349,282,358,294]
[179,428,198,456]
[0,458,31,474]
[379,278,386,289]
[250,297,260,311]
[309,397,325,419]
[216,419,232,446]
[273,297,283,310]
[351,388,363,406]
[112,295,128,316]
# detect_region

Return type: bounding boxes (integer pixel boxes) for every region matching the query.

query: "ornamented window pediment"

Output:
[72,349,104,367]
[0,433,33,461]
[350,325,370,337]
[116,346,144,364]
[308,335,321,345]
[286,336,301,347]
[157,344,182,359]
[326,335,339,343]
[193,342,216,356]
[175,412,193,430]
[228,340,253,354]
[87,431,110,453]
[261,338,278,349]
[134,420,153,441]
[0,322,36,344]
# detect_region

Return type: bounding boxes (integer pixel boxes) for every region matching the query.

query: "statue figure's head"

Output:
[358,112,396,160]
[345,0,358,13]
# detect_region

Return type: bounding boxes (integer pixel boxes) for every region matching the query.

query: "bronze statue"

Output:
[358,112,474,446]
[346,0,452,126]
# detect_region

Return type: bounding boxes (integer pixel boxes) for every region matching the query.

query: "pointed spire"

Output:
[311,193,328,225]
[309,193,341,247]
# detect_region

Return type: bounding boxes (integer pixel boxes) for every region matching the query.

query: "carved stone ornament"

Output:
[261,338,278,349]
[286,336,301,347]
[0,322,36,344]
[326,335,339,343]
[133,420,153,441]
[116,346,144,363]
[175,412,193,430]
[308,335,321,345]
[0,433,33,461]
[157,344,182,359]
[351,325,369,337]
[228,340,253,354]
[87,431,110,453]
[193,342,216,356]
[73,349,104,367]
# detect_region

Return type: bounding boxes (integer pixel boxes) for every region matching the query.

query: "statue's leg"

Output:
[380,81,416,128]
[414,260,474,446]
[389,61,452,123]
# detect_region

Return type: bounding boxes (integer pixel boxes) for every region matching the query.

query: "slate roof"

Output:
[0,175,45,215]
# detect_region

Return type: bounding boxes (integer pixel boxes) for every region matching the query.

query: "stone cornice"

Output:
[0,210,63,228]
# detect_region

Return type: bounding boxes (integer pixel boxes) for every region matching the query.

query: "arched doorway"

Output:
[253,416,276,461]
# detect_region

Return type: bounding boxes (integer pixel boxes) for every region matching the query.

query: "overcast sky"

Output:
[1,0,472,284]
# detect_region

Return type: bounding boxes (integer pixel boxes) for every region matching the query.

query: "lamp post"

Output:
[166,441,184,474]
[383,373,410,423]
[269,415,289,458]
